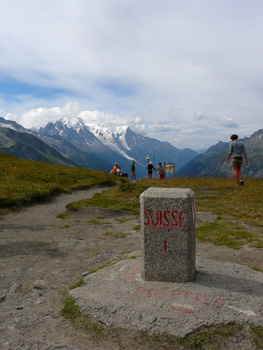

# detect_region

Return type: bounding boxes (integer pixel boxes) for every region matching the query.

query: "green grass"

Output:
[197,221,263,249]
[87,219,103,225]
[250,324,263,349]
[66,182,150,214]
[1,153,263,250]
[69,277,85,290]
[66,177,263,226]
[66,177,263,250]
[59,224,70,229]
[103,231,127,239]
[0,152,122,212]
[247,265,263,273]
[56,213,69,219]
[61,295,104,339]
[115,217,135,223]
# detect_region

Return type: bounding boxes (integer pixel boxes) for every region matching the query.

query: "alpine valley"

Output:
[0,116,262,178]
[0,116,197,178]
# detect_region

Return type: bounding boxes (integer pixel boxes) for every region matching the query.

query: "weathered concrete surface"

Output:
[70,256,263,337]
[140,188,196,282]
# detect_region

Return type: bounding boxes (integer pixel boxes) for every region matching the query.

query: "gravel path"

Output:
[0,189,262,349]
[0,189,139,350]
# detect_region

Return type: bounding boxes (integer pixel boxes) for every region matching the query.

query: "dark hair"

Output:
[230,134,238,140]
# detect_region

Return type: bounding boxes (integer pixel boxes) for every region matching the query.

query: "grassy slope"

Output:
[1,152,263,248]
[0,152,122,212]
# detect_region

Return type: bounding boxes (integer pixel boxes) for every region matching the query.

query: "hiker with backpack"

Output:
[146,161,155,179]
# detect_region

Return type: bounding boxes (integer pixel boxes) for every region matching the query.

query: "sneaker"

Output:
[240,179,244,185]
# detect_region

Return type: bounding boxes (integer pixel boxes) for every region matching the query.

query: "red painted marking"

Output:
[192,198,196,220]
[163,210,171,226]
[172,306,193,314]
[214,298,224,308]
[171,211,179,227]
[179,212,187,228]
[202,295,210,306]
[182,290,191,300]
[144,210,151,226]
[127,270,225,310]
[170,290,180,300]
[164,239,167,252]
[144,209,187,228]
[134,286,147,296]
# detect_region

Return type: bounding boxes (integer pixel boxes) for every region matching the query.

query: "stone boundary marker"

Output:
[140,188,196,282]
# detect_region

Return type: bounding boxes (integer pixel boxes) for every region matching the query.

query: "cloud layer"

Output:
[0,1,263,149]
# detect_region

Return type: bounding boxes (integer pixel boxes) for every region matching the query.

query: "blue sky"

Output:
[0,0,263,150]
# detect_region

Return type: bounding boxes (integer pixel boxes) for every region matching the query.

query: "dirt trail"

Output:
[0,189,262,349]
[0,189,141,349]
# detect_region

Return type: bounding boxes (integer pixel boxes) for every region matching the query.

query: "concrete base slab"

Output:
[70,257,263,337]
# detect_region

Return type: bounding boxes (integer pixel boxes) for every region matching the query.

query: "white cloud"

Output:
[183,129,194,134]
[4,102,146,134]
[221,116,238,128]
[194,113,211,121]
[79,110,145,133]
[0,1,263,149]
[148,122,180,134]
[15,102,80,128]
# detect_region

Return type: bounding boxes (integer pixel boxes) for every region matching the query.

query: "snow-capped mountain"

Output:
[0,116,28,133]
[0,118,79,167]
[38,118,143,164]
[0,115,198,178]
[37,116,198,177]
[1,115,263,178]
[37,118,137,174]
[38,117,99,147]
[87,123,133,160]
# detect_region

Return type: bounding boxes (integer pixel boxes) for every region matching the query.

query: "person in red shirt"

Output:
[156,162,165,179]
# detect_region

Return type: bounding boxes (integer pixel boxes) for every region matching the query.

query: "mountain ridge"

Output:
[36,117,198,177]
[1,115,262,178]
[0,127,78,167]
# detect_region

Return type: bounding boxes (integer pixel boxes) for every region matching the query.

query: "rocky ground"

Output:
[0,189,262,349]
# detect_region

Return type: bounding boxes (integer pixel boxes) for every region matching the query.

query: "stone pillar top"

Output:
[140,187,194,199]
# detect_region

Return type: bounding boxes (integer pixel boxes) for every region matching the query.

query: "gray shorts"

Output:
[231,157,243,168]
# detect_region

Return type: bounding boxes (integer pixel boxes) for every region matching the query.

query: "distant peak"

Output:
[60,116,84,127]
